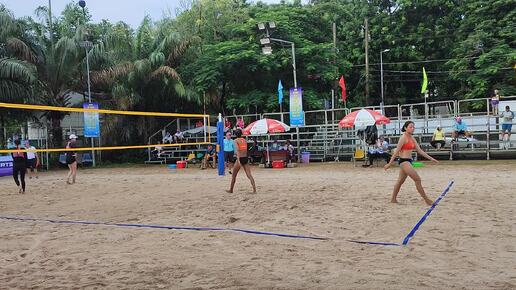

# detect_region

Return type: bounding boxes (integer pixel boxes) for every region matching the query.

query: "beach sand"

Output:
[1,161,515,289]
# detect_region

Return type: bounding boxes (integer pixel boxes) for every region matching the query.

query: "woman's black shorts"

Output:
[224,151,235,163]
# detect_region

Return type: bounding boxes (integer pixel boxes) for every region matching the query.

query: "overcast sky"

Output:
[1,0,303,28]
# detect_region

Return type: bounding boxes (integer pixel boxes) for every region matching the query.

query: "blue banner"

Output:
[289,88,304,127]
[0,155,13,177]
[83,102,100,137]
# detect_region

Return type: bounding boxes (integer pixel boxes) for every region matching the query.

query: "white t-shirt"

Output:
[500,111,515,124]
[26,146,37,160]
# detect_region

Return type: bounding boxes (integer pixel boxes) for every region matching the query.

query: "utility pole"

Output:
[364,18,369,106]
[48,0,53,46]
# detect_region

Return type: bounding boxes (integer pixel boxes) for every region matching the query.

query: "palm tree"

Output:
[91,17,200,146]
[0,8,38,146]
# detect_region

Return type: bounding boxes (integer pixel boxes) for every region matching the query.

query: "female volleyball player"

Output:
[384,121,438,205]
[226,129,256,194]
[66,134,78,184]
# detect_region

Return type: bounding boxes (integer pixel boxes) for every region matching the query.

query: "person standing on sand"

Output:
[384,121,438,206]
[227,129,256,194]
[66,134,78,184]
[12,139,27,193]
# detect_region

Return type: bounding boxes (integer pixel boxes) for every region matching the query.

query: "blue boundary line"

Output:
[0,216,328,241]
[0,181,454,246]
[347,240,401,247]
[401,180,455,245]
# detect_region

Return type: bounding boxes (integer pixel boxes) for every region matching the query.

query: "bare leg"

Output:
[67,164,73,184]
[400,162,433,205]
[391,168,408,203]
[242,164,257,193]
[71,162,77,183]
[226,162,241,193]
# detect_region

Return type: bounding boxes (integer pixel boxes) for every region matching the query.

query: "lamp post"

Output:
[258,21,298,123]
[78,0,96,166]
[258,22,300,162]
[380,48,390,114]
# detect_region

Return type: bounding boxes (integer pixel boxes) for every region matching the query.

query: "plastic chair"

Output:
[352,148,366,167]
[82,153,93,166]
[59,153,67,165]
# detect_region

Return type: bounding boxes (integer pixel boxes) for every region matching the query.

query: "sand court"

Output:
[1,161,515,289]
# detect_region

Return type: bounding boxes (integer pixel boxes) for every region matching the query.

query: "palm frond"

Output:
[6,37,38,63]
[166,37,199,67]
[0,57,36,83]
[91,62,134,86]
[0,10,20,42]
[150,65,180,81]
[0,79,30,102]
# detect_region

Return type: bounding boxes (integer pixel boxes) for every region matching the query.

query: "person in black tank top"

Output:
[66,134,78,184]
[11,139,27,193]
[226,129,256,194]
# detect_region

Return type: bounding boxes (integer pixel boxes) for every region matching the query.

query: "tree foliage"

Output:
[1,0,514,149]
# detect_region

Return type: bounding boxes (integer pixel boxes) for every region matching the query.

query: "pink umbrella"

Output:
[242,118,290,135]
[339,108,390,129]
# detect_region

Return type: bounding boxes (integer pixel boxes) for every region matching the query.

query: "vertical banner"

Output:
[83,102,100,138]
[0,155,13,177]
[289,87,304,127]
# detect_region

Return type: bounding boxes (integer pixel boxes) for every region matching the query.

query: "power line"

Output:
[351,54,514,68]
[371,67,513,74]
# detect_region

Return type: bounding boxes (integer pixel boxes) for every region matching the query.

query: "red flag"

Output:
[339,75,347,102]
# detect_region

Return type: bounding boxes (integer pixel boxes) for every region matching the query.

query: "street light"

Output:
[380,48,390,113]
[258,21,300,162]
[78,0,96,167]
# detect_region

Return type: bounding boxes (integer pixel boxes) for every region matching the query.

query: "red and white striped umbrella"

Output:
[339,108,390,129]
[242,118,291,135]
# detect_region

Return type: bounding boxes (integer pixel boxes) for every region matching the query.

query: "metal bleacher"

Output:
[145,96,516,164]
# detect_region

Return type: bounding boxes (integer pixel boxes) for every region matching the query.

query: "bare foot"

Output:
[66,180,72,185]
[390,199,398,204]
[225,190,233,193]
[424,199,434,206]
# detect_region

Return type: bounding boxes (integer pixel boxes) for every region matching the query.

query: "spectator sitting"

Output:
[163,132,173,144]
[7,138,15,149]
[431,127,446,150]
[236,117,244,129]
[195,120,204,128]
[153,141,163,157]
[173,130,184,143]
[364,136,391,167]
[248,137,262,164]
[201,144,217,169]
[270,140,280,151]
[224,119,232,132]
[452,117,472,139]
[281,140,295,162]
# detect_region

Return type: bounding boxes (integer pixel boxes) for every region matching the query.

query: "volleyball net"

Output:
[0,102,212,154]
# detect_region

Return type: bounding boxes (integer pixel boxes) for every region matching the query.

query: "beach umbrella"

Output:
[242,118,291,166]
[339,109,390,152]
[339,108,390,129]
[242,118,290,135]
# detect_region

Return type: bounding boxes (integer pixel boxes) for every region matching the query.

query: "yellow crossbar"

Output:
[0,102,208,118]
[0,142,210,154]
